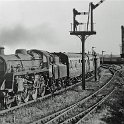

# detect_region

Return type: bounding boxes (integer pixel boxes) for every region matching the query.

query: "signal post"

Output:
[70,31,96,90]
[70,0,105,90]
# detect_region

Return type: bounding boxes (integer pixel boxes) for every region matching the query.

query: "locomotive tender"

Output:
[0,47,100,108]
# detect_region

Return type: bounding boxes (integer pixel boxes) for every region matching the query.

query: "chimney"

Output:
[0,47,4,55]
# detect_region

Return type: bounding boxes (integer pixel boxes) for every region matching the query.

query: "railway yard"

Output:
[0,64,124,124]
[0,0,124,124]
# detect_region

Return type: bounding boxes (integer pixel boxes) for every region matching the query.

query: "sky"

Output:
[0,0,123,55]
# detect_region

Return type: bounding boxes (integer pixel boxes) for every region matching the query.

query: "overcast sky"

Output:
[0,0,123,55]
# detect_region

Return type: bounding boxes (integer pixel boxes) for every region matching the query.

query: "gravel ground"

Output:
[0,68,112,124]
[79,73,124,124]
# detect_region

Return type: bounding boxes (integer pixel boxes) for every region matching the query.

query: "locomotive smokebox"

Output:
[0,46,5,55]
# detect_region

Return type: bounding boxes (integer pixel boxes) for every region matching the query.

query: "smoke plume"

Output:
[0,24,57,48]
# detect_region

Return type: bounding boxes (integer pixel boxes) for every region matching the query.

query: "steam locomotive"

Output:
[0,47,100,109]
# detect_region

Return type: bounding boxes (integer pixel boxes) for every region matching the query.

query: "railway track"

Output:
[76,88,116,124]
[32,73,117,124]
[0,65,119,124]
[27,65,120,124]
[76,67,124,124]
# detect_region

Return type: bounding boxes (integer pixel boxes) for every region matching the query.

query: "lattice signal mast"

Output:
[70,0,105,90]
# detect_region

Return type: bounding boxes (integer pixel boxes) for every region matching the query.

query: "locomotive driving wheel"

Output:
[16,94,22,105]
[22,88,29,103]
[4,102,11,109]
[24,94,29,103]
[38,81,46,97]
[5,102,11,109]
[40,84,46,96]
[32,88,37,100]
[4,96,12,109]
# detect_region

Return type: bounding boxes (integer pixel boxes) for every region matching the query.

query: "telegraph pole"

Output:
[110,52,112,62]
[121,26,124,58]
[102,50,105,65]
[70,0,105,90]
[92,47,97,81]
[94,52,97,81]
